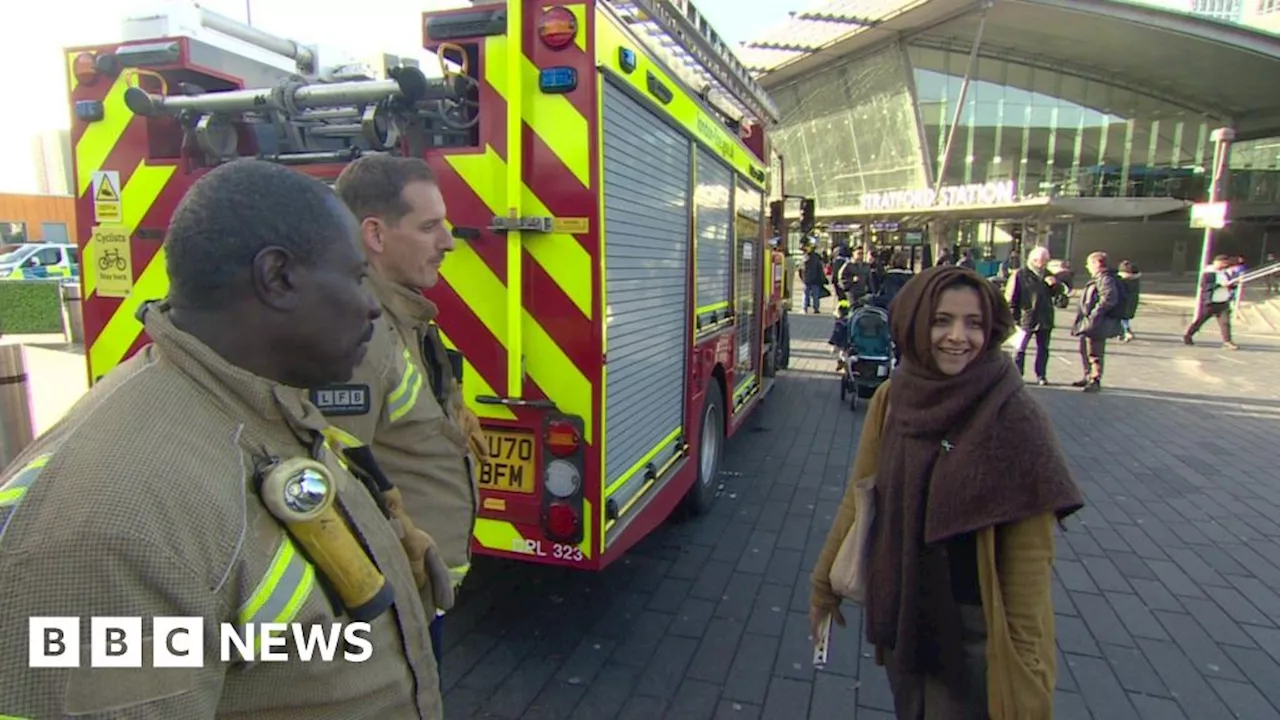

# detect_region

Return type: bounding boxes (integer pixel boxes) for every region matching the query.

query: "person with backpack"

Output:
[1070,251,1124,392]
[1117,259,1141,342]
[838,246,874,304]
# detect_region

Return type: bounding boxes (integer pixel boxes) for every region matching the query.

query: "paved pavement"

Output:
[442,288,1280,720]
[9,282,1280,719]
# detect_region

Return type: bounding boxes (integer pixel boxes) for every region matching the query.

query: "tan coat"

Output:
[0,302,440,719]
[316,272,476,592]
[811,381,1059,719]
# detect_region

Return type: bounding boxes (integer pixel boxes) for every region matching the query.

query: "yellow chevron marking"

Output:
[483,35,590,189]
[437,329,517,421]
[521,191,591,320]
[67,53,81,94]
[88,245,169,380]
[83,161,174,298]
[447,146,591,320]
[447,150,593,443]
[522,310,592,444]
[566,4,588,54]
[75,73,132,196]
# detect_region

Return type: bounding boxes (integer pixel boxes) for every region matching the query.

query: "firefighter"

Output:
[316,154,485,669]
[0,159,444,718]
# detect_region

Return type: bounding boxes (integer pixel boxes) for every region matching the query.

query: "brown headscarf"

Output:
[866,265,1084,684]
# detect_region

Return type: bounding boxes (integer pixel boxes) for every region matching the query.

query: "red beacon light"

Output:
[538,6,578,50]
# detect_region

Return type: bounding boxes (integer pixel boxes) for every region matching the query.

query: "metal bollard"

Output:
[62,282,85,345]
[0,344,36,470]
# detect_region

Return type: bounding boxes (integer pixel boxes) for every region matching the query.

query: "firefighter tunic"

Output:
[313,271,478,597]
[0,302,441,719]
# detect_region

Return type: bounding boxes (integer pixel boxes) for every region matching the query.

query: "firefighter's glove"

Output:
[458,407,488,464]
[382,487,455,611]
[419,531,456,612]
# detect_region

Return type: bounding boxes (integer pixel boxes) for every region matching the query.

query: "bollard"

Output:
[0,344,36,471]
[62,282,85,345]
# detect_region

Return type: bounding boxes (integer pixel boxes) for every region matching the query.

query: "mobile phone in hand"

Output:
[813,613,832,668]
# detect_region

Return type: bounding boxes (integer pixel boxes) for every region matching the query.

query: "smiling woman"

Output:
[930,283,987,376]
[811,265,1085,720]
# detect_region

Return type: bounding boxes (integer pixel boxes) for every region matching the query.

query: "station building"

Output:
[741,0,1280,272]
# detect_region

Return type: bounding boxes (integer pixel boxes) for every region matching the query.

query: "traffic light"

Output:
[800,198,815,233]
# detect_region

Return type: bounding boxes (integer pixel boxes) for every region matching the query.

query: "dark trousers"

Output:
[1186,302,1233,343]
[804,284,824,312]
[1079,335,1106,382]
[1013,327,1052,380]
[430,613,443,675]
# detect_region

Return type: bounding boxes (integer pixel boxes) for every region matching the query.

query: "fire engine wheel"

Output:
[683,381,724,516]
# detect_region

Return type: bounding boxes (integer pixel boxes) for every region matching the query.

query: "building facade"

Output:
[764,35,1280,273]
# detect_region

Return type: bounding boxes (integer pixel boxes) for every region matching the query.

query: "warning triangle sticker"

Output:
[96,180,119,203]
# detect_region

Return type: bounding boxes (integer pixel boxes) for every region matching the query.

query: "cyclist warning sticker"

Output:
[92,224,133,298]
[91,171,122,223]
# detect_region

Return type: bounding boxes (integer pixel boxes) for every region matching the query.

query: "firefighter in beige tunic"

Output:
[0,160,444,718]
[316,155,485,658]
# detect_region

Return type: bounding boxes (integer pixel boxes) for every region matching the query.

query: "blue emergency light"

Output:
[619,47,637,73]
[75,100,105,123]
[539,67,577,94]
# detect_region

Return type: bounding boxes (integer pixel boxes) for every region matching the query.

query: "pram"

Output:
[838,302,894,411]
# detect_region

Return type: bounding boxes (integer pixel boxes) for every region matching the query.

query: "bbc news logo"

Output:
[28,617,372,668]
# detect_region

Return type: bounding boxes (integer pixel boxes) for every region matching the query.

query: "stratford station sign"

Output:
[857,180,1018,212]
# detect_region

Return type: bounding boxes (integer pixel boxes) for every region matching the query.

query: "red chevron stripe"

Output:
[521,125,594,251]
[428,159,508,285]
[521,252,594,378]
[426,278,509,400]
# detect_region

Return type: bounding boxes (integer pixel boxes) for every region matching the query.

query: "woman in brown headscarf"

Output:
[809,265,1084,719]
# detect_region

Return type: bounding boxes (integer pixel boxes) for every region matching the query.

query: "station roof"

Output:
[741,0,1280,139]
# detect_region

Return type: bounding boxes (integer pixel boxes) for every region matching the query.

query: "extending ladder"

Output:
[603,0,780,125]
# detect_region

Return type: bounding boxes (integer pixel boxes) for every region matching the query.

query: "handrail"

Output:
[1231,261,1280,312]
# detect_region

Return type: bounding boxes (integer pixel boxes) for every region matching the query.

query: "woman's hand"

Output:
[808,603,846,648]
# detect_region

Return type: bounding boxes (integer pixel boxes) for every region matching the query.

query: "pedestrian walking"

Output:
[1004,245,1062,385]
[1183,254,1240,350]
[1070,251,1124,392]
[0,159,444,718]
[1117,260,1141,342]
[801,244,829,314]
[809,265,1084,719]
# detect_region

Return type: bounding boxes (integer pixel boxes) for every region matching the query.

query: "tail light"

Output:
[73,53,100,87]
[538,6,577,50]
[541,414,585,545]
[546,502,580,538]
[545,418,580,458]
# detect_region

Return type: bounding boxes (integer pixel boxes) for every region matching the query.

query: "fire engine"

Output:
[65,0,797,570]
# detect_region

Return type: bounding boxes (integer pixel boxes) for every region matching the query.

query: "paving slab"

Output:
[445,289,1280,719]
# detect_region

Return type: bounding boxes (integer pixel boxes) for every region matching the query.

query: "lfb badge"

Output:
[310,384,372,416]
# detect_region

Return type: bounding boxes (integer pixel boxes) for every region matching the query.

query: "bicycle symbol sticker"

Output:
[92,224,134,298]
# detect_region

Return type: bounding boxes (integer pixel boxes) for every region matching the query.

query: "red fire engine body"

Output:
[65,0,794,570]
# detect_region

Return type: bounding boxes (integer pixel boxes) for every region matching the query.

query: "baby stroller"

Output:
[838,302,894,411]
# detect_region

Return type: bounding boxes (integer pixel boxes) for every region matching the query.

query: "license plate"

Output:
[479,431,536,494]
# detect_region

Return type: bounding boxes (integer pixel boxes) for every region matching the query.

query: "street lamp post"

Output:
[1194,127,1235,309]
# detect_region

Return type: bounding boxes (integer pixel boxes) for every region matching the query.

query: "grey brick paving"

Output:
[443,295,1280,719]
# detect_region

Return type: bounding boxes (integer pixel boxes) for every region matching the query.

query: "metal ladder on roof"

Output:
[603,0,780,125]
